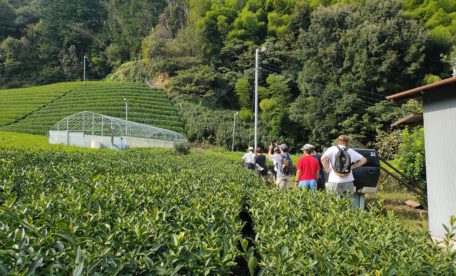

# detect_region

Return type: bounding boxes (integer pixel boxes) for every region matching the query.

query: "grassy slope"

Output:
[1,82,184,135]
[0,82,83,126]
[367,182,429,231]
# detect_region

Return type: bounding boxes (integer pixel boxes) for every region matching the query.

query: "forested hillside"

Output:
[1,0,454,148]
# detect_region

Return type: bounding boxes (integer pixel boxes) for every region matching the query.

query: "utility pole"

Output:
[231,112,238,152]
[84,55,87,84]
[254,46,266,150]
[254,48,259,150]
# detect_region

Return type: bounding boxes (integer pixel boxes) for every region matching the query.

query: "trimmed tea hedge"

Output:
[0,82,82,126]
[2,82,184,134]
[0,142,454,274]
[0,148,255,274]
[249,188,456,274]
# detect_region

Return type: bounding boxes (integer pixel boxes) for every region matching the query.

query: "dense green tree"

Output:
[37,0,107,77]
[61,45,81,79]
[259,74,291,140]
[235,77,250,108]
[162,0,189,37]
[197,3,239,62]
[227,1,267,43]
[292,0,426,145]
[11,0,42,36]
[0,37,25,79]
[170,65,222,101]
[0,1,16,40]
[104,0,167,61]
[403,0,456,78]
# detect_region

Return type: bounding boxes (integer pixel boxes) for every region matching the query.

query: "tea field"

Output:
[1,82,184,135]
[0,82,83,127]
[0,132,455,274]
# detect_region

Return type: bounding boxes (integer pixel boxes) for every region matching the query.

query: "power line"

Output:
[352,93,382,104]
[260,64,281,74]
[348,87,386,98]
[261,63,286,73]
[206,84,236,106]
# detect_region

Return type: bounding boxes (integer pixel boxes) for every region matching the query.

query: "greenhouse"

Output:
[49,111,186,149]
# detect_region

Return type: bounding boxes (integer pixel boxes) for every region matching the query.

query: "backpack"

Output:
[333,146,351,176]
[282,153,292,175]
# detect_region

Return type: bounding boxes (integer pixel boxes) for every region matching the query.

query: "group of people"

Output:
[242,135,367,199]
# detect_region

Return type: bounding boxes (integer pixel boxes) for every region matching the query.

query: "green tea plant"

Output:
[0,82,82,126]
[0,148,258,274]
[2,82,184,135]
[248,188,456,275]
[0,141,454,274]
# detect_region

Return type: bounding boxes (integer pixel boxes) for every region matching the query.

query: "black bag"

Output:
[282,153,292,175]
[333,146,351,176]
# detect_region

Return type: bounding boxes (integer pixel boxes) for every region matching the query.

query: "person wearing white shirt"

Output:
[321,135,367,199]
[242,147,256,170]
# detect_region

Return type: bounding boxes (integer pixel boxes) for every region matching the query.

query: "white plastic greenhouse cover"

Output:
[49,111,186,149]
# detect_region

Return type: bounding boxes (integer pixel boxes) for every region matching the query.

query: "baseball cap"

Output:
[279,143,288,150]
[301,144,314,151]
[248,146,254,151]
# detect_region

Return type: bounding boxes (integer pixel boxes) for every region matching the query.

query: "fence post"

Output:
[92,113,95,136]
[66,117,69,145]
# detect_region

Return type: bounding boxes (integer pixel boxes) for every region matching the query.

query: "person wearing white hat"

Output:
[242,146,256,170]
[295,144,320,190]
[268,143,293,189]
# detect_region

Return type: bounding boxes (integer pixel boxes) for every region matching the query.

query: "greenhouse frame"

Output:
[49,111,186,149]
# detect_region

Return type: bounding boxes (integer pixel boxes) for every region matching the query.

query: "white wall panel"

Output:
[424,86,456,237]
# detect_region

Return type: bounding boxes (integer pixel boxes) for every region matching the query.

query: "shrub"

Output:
[174,141,191,155]
[396,127,427,205]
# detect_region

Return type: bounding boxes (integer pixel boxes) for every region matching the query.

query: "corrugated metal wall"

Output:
[424,85,456,237]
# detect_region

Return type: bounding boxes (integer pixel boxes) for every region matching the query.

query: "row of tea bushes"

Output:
[0,82,83,126]
[249,188,456,275]
[0,148,258,274]
[1,145,455,274]
[2,82,184,134]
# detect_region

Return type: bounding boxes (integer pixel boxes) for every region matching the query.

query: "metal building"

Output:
[49,111,186,149]
[387,76,456,238]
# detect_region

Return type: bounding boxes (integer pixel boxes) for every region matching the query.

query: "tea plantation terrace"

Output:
[1,82,184,135]
[0,82,84,127]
